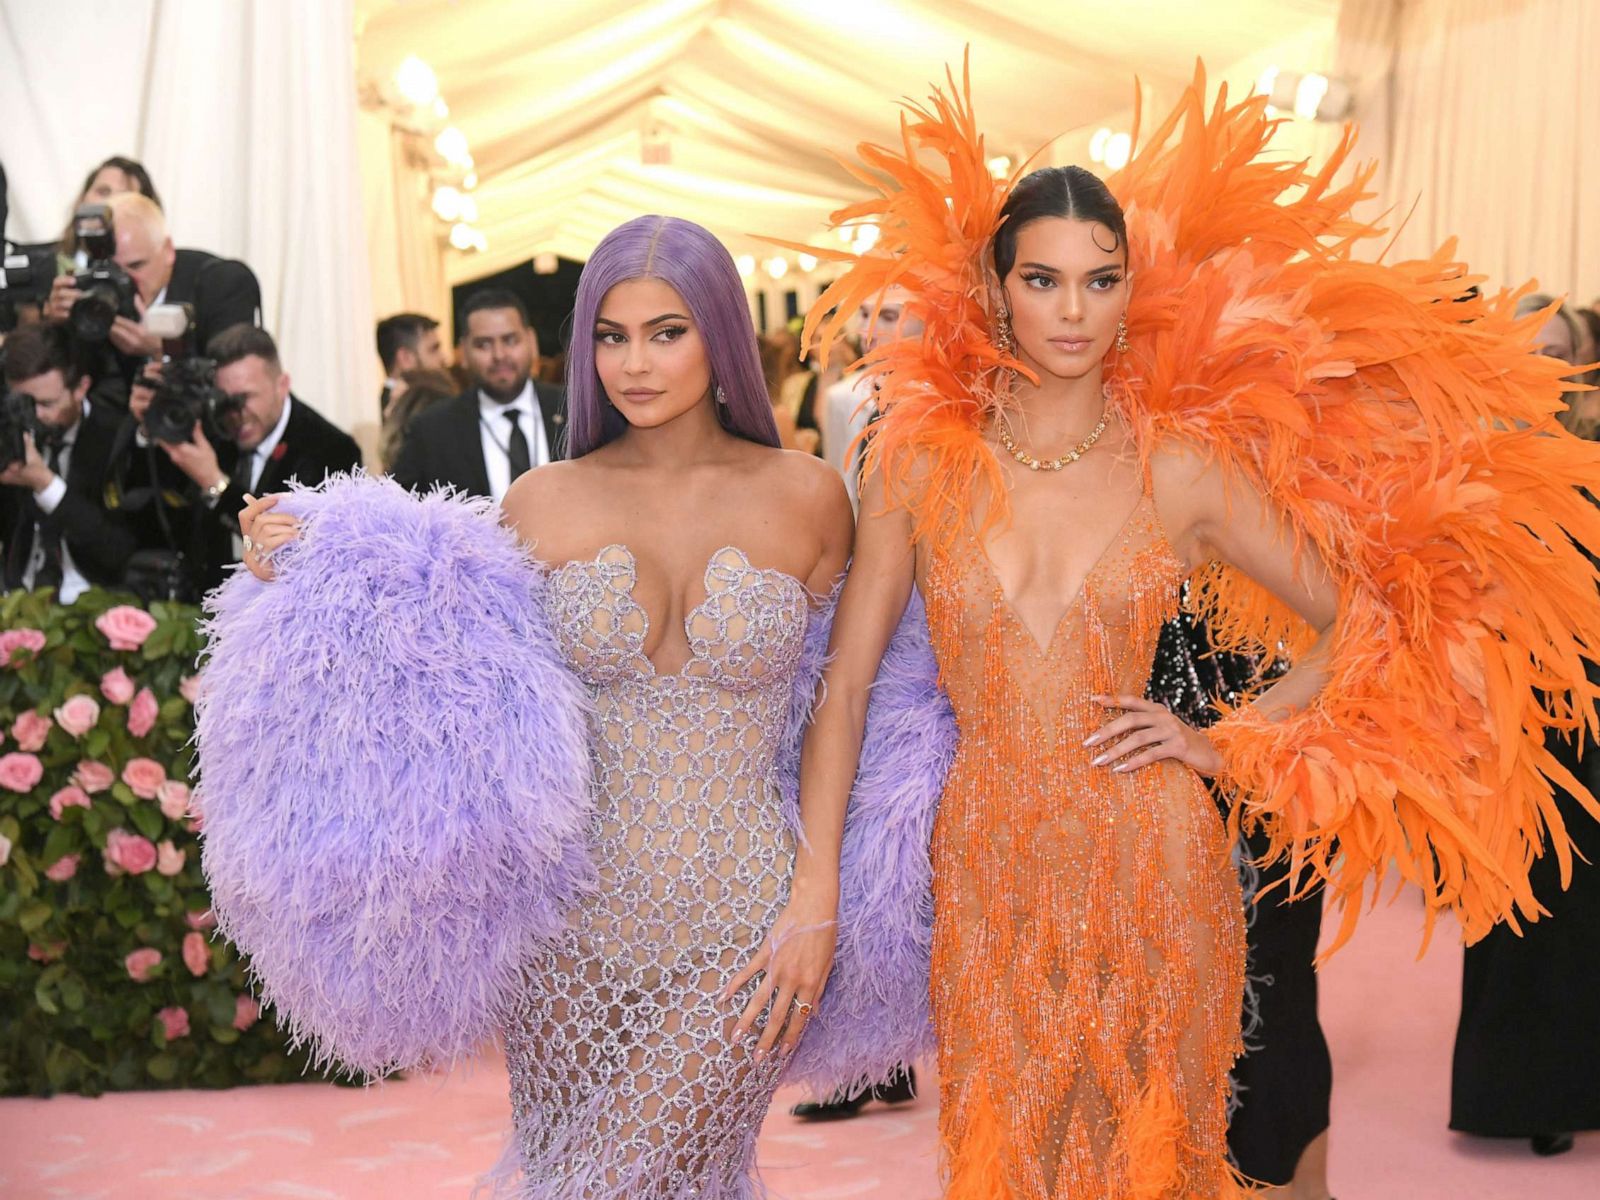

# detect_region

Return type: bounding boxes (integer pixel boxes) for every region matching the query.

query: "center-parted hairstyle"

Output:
[993,165,1128,280]
[565,215,780,457]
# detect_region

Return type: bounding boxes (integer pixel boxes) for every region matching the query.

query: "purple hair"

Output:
[565,216,780,456]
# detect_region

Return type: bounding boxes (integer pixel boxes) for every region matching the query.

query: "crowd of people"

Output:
[5,127,1599,1200]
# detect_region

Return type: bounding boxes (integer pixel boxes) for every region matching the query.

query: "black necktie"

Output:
[505,409,532,479]
[31,441,65,591]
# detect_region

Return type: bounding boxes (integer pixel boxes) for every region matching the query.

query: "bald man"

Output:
[46,192,259,364]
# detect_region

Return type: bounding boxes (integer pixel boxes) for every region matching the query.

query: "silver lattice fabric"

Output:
[500,544,809,1198]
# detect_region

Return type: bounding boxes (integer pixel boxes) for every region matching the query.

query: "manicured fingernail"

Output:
[1091,754,1107,766]
[1082,735,1099,747]
[1113,764,1130,773]
[753,1048,766,1062]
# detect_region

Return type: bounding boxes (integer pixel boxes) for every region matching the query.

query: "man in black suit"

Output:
[0,322,136,600]
[45,192,260,400]
[375,312,445,417]
[142,323,361,594]
[390,288,565,500]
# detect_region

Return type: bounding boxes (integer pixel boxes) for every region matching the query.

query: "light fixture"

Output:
[471,228,488,253]
[432,98,449,120]
[766,256,789,279]
[735,254,756,279]
[1294,73,1330,120]
[463,171,478,190]
[853,223,880,253]
[457,195,479,223]
[986,155,1012,178]
[435,126,470,166]
[394,56,438,108]
[1089,127,1113,164]
[837,227,857,245]
[431,185,463,222]
[1104,132,1132,171]
[449,222,475,250]
[797,253,818,273]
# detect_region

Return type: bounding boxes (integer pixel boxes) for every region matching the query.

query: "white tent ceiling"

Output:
[354,0,1339,283]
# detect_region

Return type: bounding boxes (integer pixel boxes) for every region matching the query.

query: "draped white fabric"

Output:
[1,0,378,447]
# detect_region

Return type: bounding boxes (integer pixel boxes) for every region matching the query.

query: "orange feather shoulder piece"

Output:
[805,61,1600,954]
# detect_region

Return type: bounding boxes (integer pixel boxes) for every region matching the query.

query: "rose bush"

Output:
[0,588,323,1095]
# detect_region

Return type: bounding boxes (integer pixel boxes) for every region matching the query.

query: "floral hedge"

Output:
[0,588,319,1096]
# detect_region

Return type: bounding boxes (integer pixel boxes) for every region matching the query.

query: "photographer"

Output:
[150,323,359,594]
[0,322,135,600]
[44,193,259,395]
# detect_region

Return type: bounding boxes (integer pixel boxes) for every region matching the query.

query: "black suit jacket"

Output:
[193,395,362,592]
[389,382,567,497]
[166,249,262,351]
[2,401,138,592]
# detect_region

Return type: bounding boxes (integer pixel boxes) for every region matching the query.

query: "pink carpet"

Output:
[1,880,1593,1199]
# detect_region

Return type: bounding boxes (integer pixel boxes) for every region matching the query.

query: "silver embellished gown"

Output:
[500,544,809,1198]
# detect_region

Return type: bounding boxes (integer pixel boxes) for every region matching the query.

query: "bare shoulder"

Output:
[755,445,851,526]
[499,460,601,561]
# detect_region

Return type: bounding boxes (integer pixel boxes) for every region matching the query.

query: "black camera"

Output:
[68,204,139,342]
[143,356,245,447]
[0,244,54,334]
[0,389,44,470]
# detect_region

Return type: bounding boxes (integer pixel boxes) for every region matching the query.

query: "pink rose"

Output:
[233,995,261,1031]
[95,606,157,652]
[44,853,80,881]
[0,831,10,865]
[11,710,52,752]
[28,940,66,962]
[73,761,114,793]
[126,688,159,738]
[103,828,157,875]
[125,946,162,982]
[0,628,46,667]
[182,930,209,977]
[0,752,43,793]
[48,786,92,820]
[156,1006,189,1041]
[121,758,167,800]
[99,667,136,705]
[179,674,203,704]
[185,908,216,931]
[53,694,101,738]
[158,780,191,820]
[155,840,185,877]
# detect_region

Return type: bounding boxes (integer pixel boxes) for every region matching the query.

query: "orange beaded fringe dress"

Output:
[922,494,1248,1200]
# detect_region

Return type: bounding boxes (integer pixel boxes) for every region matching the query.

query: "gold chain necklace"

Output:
[997,406,1111,472]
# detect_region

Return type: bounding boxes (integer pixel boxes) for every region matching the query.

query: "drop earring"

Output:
[714,384,728,406]
[1115,314,1130,354]
[996,311,1016,356]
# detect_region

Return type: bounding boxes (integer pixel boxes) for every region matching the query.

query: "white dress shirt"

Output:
[478,381,549,503]
[821,372,876,508]
[26,402,90,603]
[242,399,294,492]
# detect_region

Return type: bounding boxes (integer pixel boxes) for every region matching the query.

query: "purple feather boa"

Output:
[778,589,956,1096]
[196,473,595,1078]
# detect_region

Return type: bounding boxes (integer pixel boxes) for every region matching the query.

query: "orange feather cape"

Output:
[800,64,1600,954]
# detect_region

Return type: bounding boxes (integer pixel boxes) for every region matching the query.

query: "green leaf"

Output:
[18,900,52,933]
[145,1053,176,1081]
[41,823,77,865]
[209,1026,240,1046]
[113,905,142,929]
[130,805,163,841]
[60,977,86,1012]
[84,729,110,759]
[111,783,136,807]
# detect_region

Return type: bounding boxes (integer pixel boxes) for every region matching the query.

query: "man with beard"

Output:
[390,289,566,498]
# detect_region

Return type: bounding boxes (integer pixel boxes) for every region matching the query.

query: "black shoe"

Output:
[870,1067,917,1105]
[1531,1133,1575,1157]
[791,1092,869,1121]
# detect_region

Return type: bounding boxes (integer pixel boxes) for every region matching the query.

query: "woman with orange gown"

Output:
[796,66,1600,1198]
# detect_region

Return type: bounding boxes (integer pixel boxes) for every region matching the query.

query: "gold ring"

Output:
[792,999,814,1016]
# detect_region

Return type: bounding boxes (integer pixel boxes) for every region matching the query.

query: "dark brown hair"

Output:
[993,165,1128,280]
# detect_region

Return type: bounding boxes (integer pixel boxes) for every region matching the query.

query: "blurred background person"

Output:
[57,156,162,265]
[379,366,456,472]
[820,284,923,507]
[1515,293,1594,436]
[0,321,135,600]
[390,288,564,498]
[375,311,444,417]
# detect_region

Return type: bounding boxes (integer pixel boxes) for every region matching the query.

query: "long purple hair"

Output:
[565,215,781,457]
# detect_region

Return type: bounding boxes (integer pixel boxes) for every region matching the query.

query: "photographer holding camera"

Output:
[44,192,260,393]
[124,323,359,595]
[0,322,135,601]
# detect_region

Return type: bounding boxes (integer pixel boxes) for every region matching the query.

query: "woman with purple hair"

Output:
[197,215,950,1197]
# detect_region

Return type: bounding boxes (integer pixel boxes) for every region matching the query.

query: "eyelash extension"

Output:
[654,325,688,340]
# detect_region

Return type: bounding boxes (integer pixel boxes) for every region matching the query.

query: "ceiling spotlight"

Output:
[435,126,469,166]
[449,222,475,250]
[797,253,818,273]
[463,171,478,190]
[431,185,462,222]
[458,195,479,223]
[1104,132,1132,171]
[394,56,438,107]
[735,254,756,279]
[766,256,789,279]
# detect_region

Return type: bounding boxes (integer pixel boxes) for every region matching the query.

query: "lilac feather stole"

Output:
[196,474,955,1091]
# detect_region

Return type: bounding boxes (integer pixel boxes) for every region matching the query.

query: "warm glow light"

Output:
[463,171,478,190]
[1104,132,1132,171]
[449,222,474,250]
[394,56,438,107]
[1089,127,1113,163]
[458,195,479,223]
[431,185,462,222]
[837,226,857,245]
[853,223,880,253]
[432,97,449,120]
[766,256,789,279]
[1258,65,1280,100]
[435,126,469,165]
[797,253,818,272]
[986,155,1012,178]
[735,254,756,279]
[1294,73,1330,120]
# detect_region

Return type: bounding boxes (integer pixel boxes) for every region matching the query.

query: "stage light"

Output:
[1104,132,1132,170]
[394,56,438,108]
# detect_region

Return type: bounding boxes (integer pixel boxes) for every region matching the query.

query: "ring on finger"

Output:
[791,998,814,1016]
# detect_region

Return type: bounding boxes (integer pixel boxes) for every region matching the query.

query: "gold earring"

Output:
[1115,314,1130,354]
[996,311,1016,356]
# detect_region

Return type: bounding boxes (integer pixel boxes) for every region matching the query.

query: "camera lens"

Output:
[70,286,118,341]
